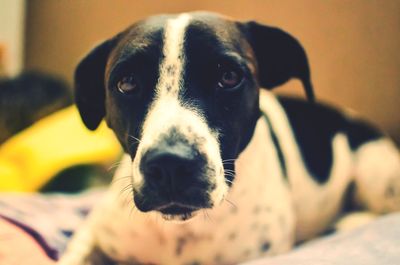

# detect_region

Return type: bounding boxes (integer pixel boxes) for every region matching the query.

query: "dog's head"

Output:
[75,12,313,221]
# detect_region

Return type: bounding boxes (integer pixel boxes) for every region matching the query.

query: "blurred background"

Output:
[0,0,399,143]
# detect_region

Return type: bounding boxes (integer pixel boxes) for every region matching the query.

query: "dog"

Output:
[58,12,400,265]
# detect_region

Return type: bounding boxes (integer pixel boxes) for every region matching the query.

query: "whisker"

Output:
[128,135,142,143]
[123,191,134,208]
[119,173,137,218]
[129,202,137,218]
[204,210,213,222]
[107,160,127,171]
[222,159,237,162]
[121,184,133,192]
[120,191,133,204]
[109,161,122,167]
[111,175,132,184]
[225,198,238,210]
[119,184,133,199]
[108,165,119,172]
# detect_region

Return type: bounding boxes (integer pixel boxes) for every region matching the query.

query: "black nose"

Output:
[140,148,204,193]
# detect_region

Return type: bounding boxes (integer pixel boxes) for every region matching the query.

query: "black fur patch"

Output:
[183,18,260,183]
[341,181,357,212]
[260,241,271,252]
[176,237,187,256]
[278,96,382,183]
[228,232,237,240]
[85,246,118,265]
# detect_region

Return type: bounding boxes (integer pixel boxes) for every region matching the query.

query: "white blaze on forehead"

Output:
[138,13,193,142]
[156,13,191,97]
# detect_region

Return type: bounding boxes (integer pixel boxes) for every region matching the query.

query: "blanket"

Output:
[0,191,399,265]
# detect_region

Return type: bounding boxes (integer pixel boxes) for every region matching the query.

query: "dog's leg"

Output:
[57,222,100,265]
[333,211,378,232]
[57,205,118,265]
[353,138,400,213]
[58,156,133,265]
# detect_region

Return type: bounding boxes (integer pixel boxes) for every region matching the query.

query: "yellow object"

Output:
[0,106,122,192]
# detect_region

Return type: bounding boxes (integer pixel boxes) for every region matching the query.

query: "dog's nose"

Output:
[141,148,202,192]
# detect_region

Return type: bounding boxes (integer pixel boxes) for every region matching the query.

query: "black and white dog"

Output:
[59,12,400,265]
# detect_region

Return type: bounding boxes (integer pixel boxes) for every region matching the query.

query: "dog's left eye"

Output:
[217,67,243,90]
[117,75,137,94]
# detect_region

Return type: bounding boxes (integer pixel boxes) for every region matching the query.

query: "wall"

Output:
[0,0,25,76]
[24,0,400,143]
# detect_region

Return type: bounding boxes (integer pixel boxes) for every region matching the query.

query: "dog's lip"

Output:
[156,202,200,221]
[155,202,201,214]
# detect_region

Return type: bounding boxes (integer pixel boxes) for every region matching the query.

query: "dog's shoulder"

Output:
[260,92,383,183]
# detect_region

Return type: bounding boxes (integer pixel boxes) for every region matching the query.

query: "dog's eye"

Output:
[217,67,243,89]
[117,75,137,94]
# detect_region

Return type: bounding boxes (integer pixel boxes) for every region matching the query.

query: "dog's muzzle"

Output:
[133,142,214,220]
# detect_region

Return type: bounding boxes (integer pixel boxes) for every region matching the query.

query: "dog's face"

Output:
[75,12,313,221]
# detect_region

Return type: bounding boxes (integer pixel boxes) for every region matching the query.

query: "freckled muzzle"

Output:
[133,140,216,218]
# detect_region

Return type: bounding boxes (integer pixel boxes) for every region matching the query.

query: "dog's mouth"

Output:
[133,186,214,222]
[155,202,201,221]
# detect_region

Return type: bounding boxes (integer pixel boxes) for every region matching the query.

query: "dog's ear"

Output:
[242,21,315,102]
[74,37,118,130]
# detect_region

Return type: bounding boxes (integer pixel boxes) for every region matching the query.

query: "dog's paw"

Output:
[334,212,378,232]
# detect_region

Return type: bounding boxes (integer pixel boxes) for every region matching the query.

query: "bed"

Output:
[1,190,399,265]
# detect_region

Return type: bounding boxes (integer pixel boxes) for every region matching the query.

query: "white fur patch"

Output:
[260,91,354,240]
[334,211,378,232]
[156,13,190,97]
[353,138,400,212]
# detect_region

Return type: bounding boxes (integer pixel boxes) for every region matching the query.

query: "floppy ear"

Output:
[244,21,315,102]
[74,38,117,130]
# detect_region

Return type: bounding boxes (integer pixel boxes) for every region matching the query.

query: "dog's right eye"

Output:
[216,63,244,90]
[117,75,138,94]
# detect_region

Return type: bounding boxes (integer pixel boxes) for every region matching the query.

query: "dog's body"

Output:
[58,12,400,265]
